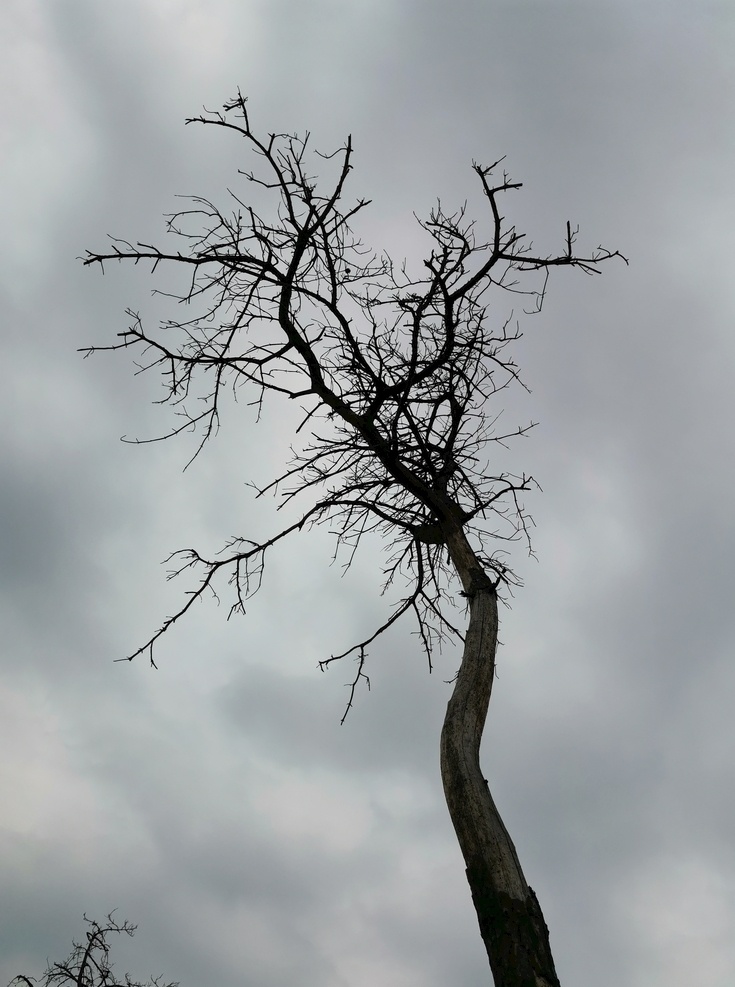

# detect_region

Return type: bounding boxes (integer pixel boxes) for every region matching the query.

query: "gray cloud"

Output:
[2,2,734,986]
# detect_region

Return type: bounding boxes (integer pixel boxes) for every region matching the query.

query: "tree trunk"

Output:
[441,525,561,987]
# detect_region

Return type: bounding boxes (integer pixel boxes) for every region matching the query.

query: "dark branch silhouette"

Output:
[7,913,177,987]
[82,92,626,986]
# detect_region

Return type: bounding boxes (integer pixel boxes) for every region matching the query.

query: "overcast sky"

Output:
[2,3,734,986]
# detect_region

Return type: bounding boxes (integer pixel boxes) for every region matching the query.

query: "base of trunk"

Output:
[467,863,560,987]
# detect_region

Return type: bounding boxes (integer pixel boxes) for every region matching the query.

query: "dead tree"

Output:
[82,92,625,987]
[7,913,177,987]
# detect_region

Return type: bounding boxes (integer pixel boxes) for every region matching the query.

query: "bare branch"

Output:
[7,914,178,987]
[83,93,623,697]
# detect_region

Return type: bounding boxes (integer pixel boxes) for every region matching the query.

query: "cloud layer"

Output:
[2,3,734,986]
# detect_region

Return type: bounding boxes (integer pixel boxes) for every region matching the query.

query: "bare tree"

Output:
[83,93,625,987]
[7,913,177,987]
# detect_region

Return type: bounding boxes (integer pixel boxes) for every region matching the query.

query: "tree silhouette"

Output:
[7,914,176,987]
[83,92,625,986]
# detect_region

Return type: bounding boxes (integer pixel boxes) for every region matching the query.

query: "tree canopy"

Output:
[83,93,624,986]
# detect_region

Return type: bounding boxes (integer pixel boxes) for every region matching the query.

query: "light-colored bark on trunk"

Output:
[441,525,560,987]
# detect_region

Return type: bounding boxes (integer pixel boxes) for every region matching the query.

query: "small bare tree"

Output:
[7,914,177,987]
[83,93,624,986]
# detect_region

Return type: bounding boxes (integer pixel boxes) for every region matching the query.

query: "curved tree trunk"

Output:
[441,525,561,987]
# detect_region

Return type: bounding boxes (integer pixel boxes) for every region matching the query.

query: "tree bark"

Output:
[441,525,561,987]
